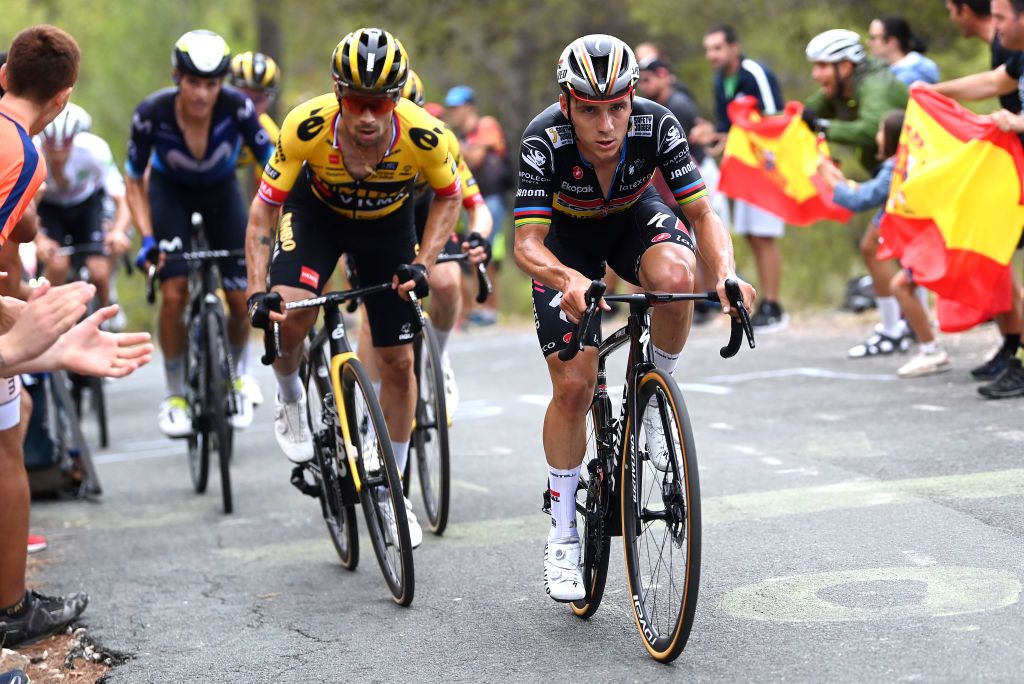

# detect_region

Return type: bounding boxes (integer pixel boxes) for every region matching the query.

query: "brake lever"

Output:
[409,291,426,331]
[719,278,755,358]
[261,321,280,366]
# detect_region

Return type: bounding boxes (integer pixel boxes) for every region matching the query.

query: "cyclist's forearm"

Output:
[687,201,736,281]
[514,225,577,292]
[110,194,132,238]
[466,200,493,239]
[416,194,461,268]
[124,177,152,237]
[245,196,278,294]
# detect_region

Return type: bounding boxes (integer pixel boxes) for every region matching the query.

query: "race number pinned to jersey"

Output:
[628,114,653,138]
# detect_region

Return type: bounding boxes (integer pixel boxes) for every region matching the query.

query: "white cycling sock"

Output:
[230,342,247,377]
[164,354,186,398]
[435,328,451,355]
[915,285,930,313]
[547,465,581,542]
[652,345,680,376]
[392,440,410,476]
[877,297,903,338]
[920,341,938,355]
[274,368,303,403]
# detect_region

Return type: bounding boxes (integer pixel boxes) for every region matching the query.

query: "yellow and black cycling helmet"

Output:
[173,30,231,79]
[230,51,280,93]
[401,69,425,106]
[331,28,409,95]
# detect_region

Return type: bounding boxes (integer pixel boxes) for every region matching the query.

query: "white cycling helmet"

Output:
[557,34,639,102]
[805,29,866,64]
[173,29,231,79]
[40,102,92,148]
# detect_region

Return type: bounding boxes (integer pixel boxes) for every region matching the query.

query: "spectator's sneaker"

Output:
[970,348,1014,381]
[230,377,254,430]
[847,330,911,358]
[378,493,423,549]
[468,308,498,327]
[978,358,1024,399]
[239,373,264,406]
[543,539,585,602]
[158,396,192,438]
[0,669,28,684]
[441,354,459,426]
[0,590,88,648]
[27,534,47,554]
[750,301,788,332]
[897,348,951,378]
[274,391,314,463]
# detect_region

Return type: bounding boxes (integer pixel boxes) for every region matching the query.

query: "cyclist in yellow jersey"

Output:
[245,29,464,547]
[356,69,492,420]
[231,51,282,179]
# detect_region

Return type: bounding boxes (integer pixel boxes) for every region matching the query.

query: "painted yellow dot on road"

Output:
[720,566,1021,622]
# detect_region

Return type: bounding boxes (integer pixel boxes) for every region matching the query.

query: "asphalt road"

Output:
[27,313,1024,682]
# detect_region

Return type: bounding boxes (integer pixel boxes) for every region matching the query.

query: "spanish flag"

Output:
[718,96,852,226]
[879,86,1024,332]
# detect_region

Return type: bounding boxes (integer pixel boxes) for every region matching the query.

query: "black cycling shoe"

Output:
[0,590,89,648]
[970,348,1014,381]
[978,358,1024,399]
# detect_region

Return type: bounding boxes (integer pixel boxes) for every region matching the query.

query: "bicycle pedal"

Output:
[289,465,322,499]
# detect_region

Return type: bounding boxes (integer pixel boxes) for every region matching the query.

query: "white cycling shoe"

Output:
[274,391,314,464]
[441,353,459,426]
[239,373,264,406]
[158,396,192,438]
[642,401,672,472]
[544,539,585,602]
[230,377,255,430]
[380,493,423,549]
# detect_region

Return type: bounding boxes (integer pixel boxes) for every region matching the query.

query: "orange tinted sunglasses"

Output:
[340,91,399,115]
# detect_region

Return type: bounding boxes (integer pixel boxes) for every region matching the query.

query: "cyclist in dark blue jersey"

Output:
[125,30,273,437]
[513,34,754,603]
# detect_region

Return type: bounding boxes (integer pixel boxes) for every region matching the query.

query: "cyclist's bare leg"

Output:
[357,306,381,384]
[638,243,697,355]
[375,344,415,443]
[427,261,462,341]
[85,255,112,306]
[224,290,251,372]
[159,277,189,360]
[543,348,598,470]
[45,254,70,287]
[269,284,319,377]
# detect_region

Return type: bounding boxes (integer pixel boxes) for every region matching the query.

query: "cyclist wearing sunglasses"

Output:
[245,28,463,547]
[513,34,755,602]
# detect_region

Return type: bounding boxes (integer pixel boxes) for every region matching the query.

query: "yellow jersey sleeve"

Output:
[258,93,337,206]
[237,112,280,168]
[443,127,483,209]
[399,101,461,199]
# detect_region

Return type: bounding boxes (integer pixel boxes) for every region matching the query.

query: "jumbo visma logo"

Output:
[278,212,296,252]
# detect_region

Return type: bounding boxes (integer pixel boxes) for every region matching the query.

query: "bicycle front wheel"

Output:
[305,339,358,570]
[186,314,210,494]
[621,368,701,662]
[571,402,611,619]
[206,310,234,514]
[411,320,450,534]
[343,358,415,606]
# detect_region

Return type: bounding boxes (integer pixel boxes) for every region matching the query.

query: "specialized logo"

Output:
[647,212,672,230]
[651,232,671,243]
[522,142,548,175]
[278,212,296,252]
[299,266,320,289]
[549,488,561,503]
[572,166,584,180]
[545,124,574,149]
[628,114,654,138]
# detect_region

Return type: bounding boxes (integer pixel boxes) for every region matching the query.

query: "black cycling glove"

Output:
[465,231,492,265]
[800,106,830,134]
[247,291,283,329]
[395,263,430,299]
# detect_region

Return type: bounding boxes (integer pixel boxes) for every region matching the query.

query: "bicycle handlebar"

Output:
[143,248,247,305]
[436,251,493,304]
[557,277,756,362]
[259,282,426,366]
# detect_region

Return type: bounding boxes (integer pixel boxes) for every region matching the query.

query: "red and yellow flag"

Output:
[719,97,852,226]
[880,86,1024,332]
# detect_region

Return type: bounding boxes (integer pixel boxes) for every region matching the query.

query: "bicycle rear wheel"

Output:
[621,369,701,663]
[186,313,209,494]
[206,309,234,514]
[571,403,611,619]
[411,320,450,534]
[91,375,109,448]
[343,359,414,606]
[305,339,358,569]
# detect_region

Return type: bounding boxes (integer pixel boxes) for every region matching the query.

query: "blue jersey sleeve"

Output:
[236,96,274,167]
[125,100,154,179]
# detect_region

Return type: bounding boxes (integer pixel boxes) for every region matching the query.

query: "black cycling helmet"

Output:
[331,28,409,95]
[557,34,639,102]
[173,30,231,79]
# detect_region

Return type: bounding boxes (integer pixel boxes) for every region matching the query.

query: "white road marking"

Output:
[761,457,783,466]
[911,404,948,412]
[453,479,489,494]
[710,422,734,431]
[732,445,763,456]
[774,467,819,476]
[902,550,938,567]
[703,367,896,384]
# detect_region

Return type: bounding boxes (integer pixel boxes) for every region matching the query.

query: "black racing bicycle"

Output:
[146,214,243,514]
[547,278,754,662]
[262,279,423,606]
[403,251,491,535]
